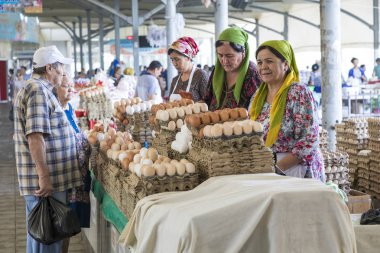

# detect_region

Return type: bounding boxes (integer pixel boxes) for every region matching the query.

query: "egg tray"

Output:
[187,144,274,183]
[151,129,177,157]
[186,117,251,137]
[191,135,264,153]
[325,172,349,182]
[369,162,380,173]
[120,172,199,219]
[168,148,188,161]
[89,144,100,176]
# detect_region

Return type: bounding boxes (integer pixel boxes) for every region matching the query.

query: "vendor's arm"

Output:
[277,154,301,171]
[28,133,53,197]
[288,84,320,166]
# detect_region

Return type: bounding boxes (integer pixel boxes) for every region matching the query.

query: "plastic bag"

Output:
[28,196,81,245]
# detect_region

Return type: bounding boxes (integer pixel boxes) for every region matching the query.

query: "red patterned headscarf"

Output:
[169,37,199,59]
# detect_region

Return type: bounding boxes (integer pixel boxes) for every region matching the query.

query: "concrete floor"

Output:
[0,103,86,253]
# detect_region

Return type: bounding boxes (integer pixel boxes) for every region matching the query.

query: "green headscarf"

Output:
[249,40,299,147]
[213,27,250,108]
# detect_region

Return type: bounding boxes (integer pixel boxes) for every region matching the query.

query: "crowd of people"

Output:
[14,26,371,253]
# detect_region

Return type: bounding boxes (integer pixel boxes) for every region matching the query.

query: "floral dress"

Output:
[255,83,324,181]
[205,61,261,111]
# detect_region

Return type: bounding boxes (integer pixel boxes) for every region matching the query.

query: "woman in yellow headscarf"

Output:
[205,27,261,111]
[249,40,324,181]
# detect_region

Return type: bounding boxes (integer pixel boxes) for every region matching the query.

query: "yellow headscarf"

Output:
[249,40,299,147]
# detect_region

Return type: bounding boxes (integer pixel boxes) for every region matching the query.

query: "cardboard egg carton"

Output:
[188,135,274,182]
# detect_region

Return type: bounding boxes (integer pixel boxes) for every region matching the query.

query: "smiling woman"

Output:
[204,27,261,111]
[249,40,324,182]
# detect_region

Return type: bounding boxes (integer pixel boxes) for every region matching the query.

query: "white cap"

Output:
[32,45,73,68]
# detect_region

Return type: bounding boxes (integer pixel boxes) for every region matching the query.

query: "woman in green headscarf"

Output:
[205,27,261,111]
[249,40,324,181]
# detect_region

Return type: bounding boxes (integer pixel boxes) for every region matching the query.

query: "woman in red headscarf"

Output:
[168,37,209,102]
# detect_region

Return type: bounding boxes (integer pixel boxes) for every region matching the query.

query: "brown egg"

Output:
[88,135,97,145]
[229,109,240,120]
[187,115,201,128]
[168,121,176,131]
[163,157,172,163]
[151,105,160,115]
[219,110,230,122]
[175,162,186,176]
[127,151,135,162]
[121,158,130,171]
[179,100,187,106]
[142,165,156,177]
[200,114,211,125]
[164,103,173,109]
[209,112,220,123]
[238,108,248,119]
[198,127,205,138]
[171,101,180,108]
[149,115,157,126]
[122,118,129,126]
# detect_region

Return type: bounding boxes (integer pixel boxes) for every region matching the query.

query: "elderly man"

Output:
[14,45,82,253]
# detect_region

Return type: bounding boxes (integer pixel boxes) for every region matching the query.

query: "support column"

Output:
[214,0,228,40]
[132,0,140,76]
[283,12,289,40]
[72,22,78,75]
[114,0,121,61]
[99,13,104,70]
[255,18,260,48]
[320,0,342,151]
[78,16,84,71]
[374,0,379,60]
[86,9,93,72]
[165,0,177,92]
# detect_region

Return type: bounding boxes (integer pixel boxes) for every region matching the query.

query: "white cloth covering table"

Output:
[119,173,357,253]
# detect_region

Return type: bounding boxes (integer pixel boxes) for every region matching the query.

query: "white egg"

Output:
[176,107,185,118]
[126,106,135,115]
[134,163,142,177]
[133,154,142,163]
[140,103,147,112]
[252,121,264,132]
[97,133,105,141]
[192,103,201,114]
[185,163,196,173]
[203,125,212,137]
[141,158,153,166]
[140,147,148,158]
[168,108,178,120]
[199,103,208,112]
[133,104,141,113]
[184,106,193,115]
[176,119,184,129]
[118,151,128,161]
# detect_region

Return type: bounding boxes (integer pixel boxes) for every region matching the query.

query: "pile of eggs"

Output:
[79,86,105,99]
[95,127,138,153]
[113,97,156,124]
[200,119,263,138]
[127,147,196,177]
[86,123,107,145]
[154,102,209,131]
[185,107,248,129]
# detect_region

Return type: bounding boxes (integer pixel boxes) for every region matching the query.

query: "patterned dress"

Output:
[65,103,92,228]
[205,61,261,111]
[255,83,324,181]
